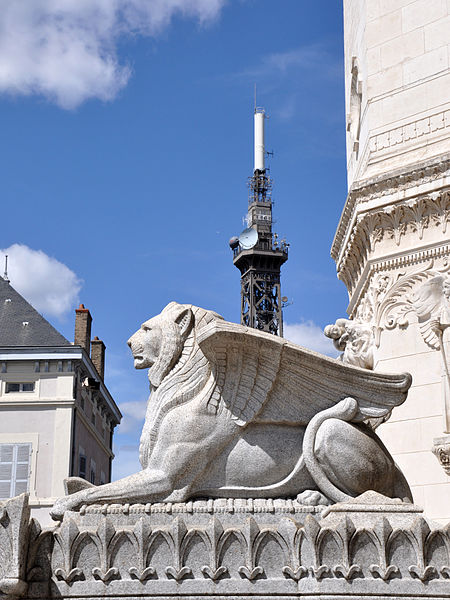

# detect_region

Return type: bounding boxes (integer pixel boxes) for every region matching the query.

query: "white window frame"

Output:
[1,377,39,398]
[79,446,87,480]
[0,433,38,500]
[5,382,35,393]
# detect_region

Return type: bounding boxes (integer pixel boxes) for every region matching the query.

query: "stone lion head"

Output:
[127,302,194,388]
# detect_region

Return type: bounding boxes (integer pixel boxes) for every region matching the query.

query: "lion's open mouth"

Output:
[133,354,154,368]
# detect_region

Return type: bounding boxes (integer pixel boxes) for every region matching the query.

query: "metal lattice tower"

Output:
[231,109,288,336]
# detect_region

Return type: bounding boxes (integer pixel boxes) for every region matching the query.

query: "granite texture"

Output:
[52,303,412,518]
[0,494,30,598]
[2,491,450,599]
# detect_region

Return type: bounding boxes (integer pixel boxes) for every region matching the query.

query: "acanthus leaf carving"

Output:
[368,517,398,580]
[335,190,450,296]
[327,260,450,377]
[238,517,264,580]
[164,517,192,581]
[201,516,228,581]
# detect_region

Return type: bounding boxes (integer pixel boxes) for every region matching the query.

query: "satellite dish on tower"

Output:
[239,227,258,250]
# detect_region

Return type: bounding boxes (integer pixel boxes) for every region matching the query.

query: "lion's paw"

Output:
[50,490,90,521]
[296,490,331,506]
[50,497,73,521]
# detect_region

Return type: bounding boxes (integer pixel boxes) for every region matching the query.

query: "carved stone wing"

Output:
[197,321,283,425]
[197,320,411,427]
[412,276,445,350]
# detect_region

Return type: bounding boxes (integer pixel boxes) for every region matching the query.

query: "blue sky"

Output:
[0,0,348,478]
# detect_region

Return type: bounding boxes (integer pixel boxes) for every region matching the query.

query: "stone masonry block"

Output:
[424,14,450,50]
[402,0,447,33]
[366,10,402,48]
[380,28,424,70]
[403,46,448,85]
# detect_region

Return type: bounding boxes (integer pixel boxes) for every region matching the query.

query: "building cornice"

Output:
[0,345,122,424]
[0,398,76,408]
[347,243,450,318]
[331,154,450,263]
[335,188,450,297]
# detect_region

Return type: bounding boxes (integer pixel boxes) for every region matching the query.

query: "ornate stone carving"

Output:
[432,435,450,476]
[51,303,412,519]
[369,110,450,156]
[0,494,30,598]
[331,262,450,435]
[336,191,450,294]
[412,274,450,350]
[18,491,449,599]
[332,154,450,263]
[324,318,374,369]
[343,261,450,347]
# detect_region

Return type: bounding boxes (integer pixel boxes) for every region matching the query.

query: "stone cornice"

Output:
[331,154,450,263]
[347,243,450,318]
[335,188,450,297]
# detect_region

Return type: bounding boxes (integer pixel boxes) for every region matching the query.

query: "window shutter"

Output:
[14,444,31,495]
[0,443,31,499]
[0,444,14,499]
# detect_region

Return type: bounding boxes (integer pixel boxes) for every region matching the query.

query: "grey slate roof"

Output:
[0,276,71,347]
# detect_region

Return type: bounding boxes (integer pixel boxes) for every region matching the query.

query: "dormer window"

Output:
[6,382,35,393]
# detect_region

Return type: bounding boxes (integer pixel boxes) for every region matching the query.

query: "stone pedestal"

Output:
[2,492,449,600]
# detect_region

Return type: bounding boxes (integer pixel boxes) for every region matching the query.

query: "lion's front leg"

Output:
[50,468,172,521]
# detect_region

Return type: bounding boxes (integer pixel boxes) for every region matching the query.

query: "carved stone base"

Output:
[1,492,442,599]
[432,435,450,475]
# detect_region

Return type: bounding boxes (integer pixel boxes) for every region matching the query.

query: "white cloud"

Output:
[0,0,227,109]
[112,444,141,480]
[235,44,334,82]
[265,46,327,73]
[0,244,82,318]
[284,320,340,357]
[117,398,147,434]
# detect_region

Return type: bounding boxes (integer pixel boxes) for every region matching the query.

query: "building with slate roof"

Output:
[0,275,121,525]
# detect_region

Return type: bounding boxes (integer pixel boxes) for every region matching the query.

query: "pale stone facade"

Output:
[0,278,121,526]
[332,0,450,522]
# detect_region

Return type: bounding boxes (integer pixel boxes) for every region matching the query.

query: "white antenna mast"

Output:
[254,106,265,173]
[3,254,9,283]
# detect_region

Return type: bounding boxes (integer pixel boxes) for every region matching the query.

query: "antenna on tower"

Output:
[3,254,9,283]
[254,83,257,111]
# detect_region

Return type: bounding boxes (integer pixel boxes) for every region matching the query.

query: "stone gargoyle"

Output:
[51,302,412,519]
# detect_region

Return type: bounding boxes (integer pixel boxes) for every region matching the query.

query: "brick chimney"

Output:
[74,304,92,354]
[91,336,106,380]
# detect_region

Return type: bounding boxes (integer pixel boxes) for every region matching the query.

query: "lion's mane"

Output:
[139,304,223,468]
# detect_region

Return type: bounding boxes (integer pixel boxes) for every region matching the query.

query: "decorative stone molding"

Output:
[348,245,450,319]
[336,191,450,294]
[331,154,450,264]
[0,494,30,598]
[21,491,450,599]
[432,435,450,476]
[369,110,450,155]
[352,261,450,347]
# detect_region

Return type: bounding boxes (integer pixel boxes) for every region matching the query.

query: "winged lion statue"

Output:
[51,302,412,519]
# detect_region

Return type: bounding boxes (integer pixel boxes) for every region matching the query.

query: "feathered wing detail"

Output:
[412,276,445,350]
[198,321,282,425]
[198,321,411,426]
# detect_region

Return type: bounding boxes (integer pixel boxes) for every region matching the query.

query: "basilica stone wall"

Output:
[343,0,450,186]
[333,0,450,523]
